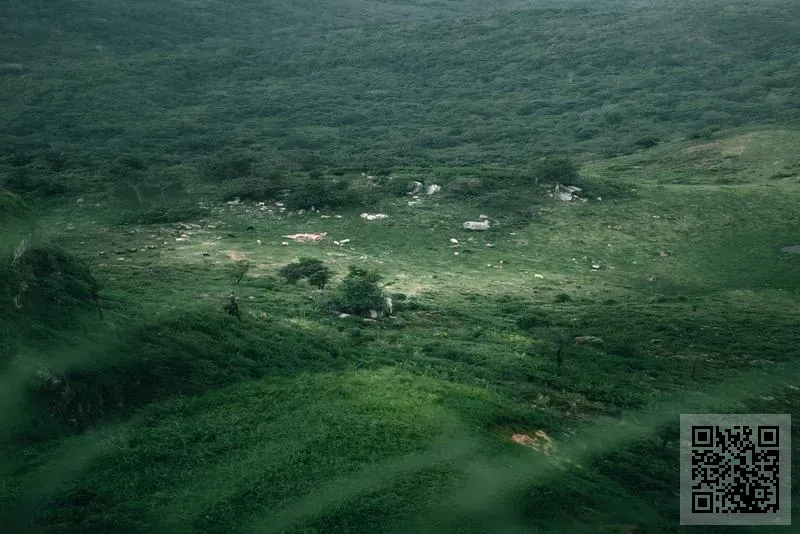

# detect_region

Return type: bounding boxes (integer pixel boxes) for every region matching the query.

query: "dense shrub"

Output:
[1,243,101,357]
[284,178,357,210]
[203,153,254,181]
[3,168,71,198]
[115,203,209,225]
[532,156,581,186]
[333,266,388,316]
[554,293,572,303]
[221,175,285,202]
[278,258,331,286]
[448,177,486,198]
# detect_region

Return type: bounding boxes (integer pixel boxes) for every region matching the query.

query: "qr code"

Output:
[681,414,791,526]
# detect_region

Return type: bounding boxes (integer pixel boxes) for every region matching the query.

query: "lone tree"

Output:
[231,260,251,285]
[335,266,388,317]
[532,156,580,186]
[308,268,331,290]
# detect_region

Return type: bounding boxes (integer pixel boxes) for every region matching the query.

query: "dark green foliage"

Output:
[516,311,551,332]
[203,152,254,182]
[0,190,31,229]
[278,258,331,286]
[333,266,388,316]
[554,293,572,303]
[1,244,101,358]
[532,156,580,186]
[3,167,71,198]
[115,203,209,225]
[284,178,357,210]
[448,177,487,198]
[221,175,285,202]
[307,268,332,290]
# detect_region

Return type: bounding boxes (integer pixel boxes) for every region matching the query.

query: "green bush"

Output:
[448,177,486,198]
[115,203,209,225]
[308,268,332,289]
[221,175,284,202]
[203,153,254,181]
[333,266,388,316]
[284,178,358,210]
[3,168,71,198]
[278,258,331,286]
[1,243,101,356]
[516,311,552,331]
[532,156,581,186]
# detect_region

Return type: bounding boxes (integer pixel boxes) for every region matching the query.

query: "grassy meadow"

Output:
[2,1,800,533]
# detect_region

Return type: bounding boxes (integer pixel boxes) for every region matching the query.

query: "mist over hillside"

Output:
[1,1,799,533]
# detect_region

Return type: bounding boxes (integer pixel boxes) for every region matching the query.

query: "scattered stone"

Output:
[781,244,800,254]
[485,243,494,248]
[659,250,671,257]
[450,238,459,244]
[552,184,583,202]
[591,264,601,269]
[534,274,544,279]
[282,241,289,246]
[227,198,241,205]
[426,184,441,195]
[410,181,423,194]
[360,213,388,221]
[338,313,351,318]
[76,198,84,203]
[479,214,489,219]
[463,220,490,230]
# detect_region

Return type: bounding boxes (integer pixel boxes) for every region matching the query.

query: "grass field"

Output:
[2,1,800,533]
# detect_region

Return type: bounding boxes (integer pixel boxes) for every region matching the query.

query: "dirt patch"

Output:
[681,134,751,158]
[224,250,248,261]
[511,431,556,455]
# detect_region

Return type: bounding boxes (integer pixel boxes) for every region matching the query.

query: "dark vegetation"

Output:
[1,0,799,533]
[279,258,332,289]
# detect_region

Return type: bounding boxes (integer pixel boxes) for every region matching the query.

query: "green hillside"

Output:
[1,1,799,533]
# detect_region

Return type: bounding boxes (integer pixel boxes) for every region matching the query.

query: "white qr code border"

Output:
[680,414,791,526]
